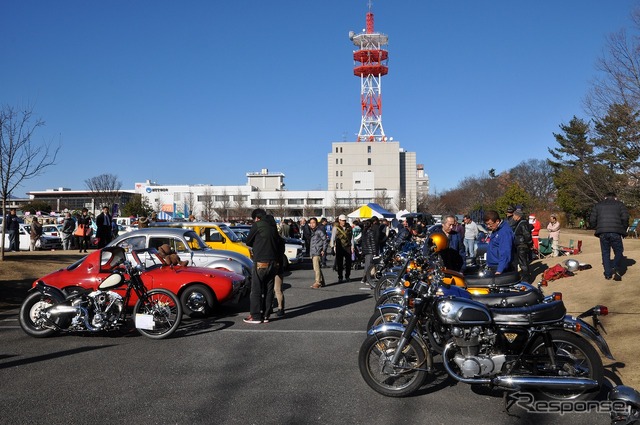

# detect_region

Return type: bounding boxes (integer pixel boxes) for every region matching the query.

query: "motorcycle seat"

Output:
[470,287,543,308]
[490,300,566,325]
[464,271,521,288]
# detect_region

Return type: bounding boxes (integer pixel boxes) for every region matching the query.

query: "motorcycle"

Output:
[19,248,182,340]
[358,265,614,400]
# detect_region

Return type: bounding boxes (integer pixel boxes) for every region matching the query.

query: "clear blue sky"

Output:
[2,0,637,198]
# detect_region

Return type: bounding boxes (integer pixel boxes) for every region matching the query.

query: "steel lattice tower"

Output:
[350,2,388,142]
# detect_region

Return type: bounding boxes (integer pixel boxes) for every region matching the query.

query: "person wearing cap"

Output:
[529,214,541,249]
[505,206,516,229]
[590,192,629,281]
[330,214,354,283]
[512,209,533,282]
[547,214,561,257]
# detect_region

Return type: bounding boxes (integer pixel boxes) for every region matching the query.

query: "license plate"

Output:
[135,313,155,330]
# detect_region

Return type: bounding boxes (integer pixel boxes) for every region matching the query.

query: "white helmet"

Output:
[564,259,579,272]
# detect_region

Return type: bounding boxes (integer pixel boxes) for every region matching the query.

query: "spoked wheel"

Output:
[19,292,56,338]
[133,289,182,339]
[376,291,404,307]
[527,330,604,400]
[374,276,398,302]
[358,329,427,397]
[367,306,409,330]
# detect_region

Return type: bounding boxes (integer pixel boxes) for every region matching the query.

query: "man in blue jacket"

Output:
[483,210,514,275]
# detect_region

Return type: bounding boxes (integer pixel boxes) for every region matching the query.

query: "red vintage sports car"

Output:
[33,246,246,317]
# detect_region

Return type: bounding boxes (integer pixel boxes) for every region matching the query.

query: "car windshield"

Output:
[183,230,208,251]
[219,224,241,242]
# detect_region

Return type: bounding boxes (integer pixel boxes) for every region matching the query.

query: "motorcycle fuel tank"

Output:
[437,297,492,325]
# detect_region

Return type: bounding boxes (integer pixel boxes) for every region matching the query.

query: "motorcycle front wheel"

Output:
[133,289,182,339]
[367,306,409,329]
[19,292,56,338]
[527,330,604,401]
[374,276,398,302]
[358,330,427,397]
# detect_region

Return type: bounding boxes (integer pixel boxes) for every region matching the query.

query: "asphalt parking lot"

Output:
[0,258,613,425]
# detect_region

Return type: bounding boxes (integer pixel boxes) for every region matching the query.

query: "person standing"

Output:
[512,209,533,282]
[5,208,21,251]
[483,210,514,275]
[298,217,311,257]
[29,217,43,251]
[590,192,629,281]
[426,215,466,272]
[360,219,380,287]
[462,214,479,259]
[244,208,283,324]
[320,217,330,267]
[278,219,290,239]
[76,208,92,253]
[529,214,541,250]
[505,206,516,229]
[61,212,75,250]
[138,213,150,228]
[95,206,113,248]
[547,214,561,257]
[330,214,353,283]
[309,217,328,289]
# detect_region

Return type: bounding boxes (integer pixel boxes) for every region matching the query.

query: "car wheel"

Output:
[180,284,215,318]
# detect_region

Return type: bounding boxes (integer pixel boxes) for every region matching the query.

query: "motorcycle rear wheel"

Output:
[359,330,427,397]
[133,289,182,339]
[527,330,604,401]
[19,292,56,338]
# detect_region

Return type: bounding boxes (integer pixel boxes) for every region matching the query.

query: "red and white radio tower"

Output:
[349,1,389,142]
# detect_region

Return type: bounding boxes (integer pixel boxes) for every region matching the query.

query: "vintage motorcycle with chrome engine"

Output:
[19,248,182,340]
[359,237,614,400]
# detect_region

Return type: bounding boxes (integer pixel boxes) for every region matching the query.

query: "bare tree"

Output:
[85,173,122,214]
[218,189,231,221]
[374,189,390,210]
[0,105,59,259]
[201,187,215,221]
[585,11,640,117]
[273,191,287,220]
[232,189,249,221]
[184,191,197,219]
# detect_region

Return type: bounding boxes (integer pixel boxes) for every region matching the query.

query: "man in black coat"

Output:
[244,208,284,323]
[95,206,113,248]
[590,192,629,281]
[512,209,533,282]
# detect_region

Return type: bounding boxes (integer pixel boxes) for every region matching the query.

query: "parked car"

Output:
[108,227,251,296]
[231,224,304,266]
[32,246,246,317]
[12,224,63,250]
[150,222,252,259]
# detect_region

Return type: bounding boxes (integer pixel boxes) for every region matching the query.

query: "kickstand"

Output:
[502,390,519,417]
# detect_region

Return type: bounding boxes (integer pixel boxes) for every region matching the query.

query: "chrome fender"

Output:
[366,322,429,355]
[564,315,615,360]
[30,281,66,303]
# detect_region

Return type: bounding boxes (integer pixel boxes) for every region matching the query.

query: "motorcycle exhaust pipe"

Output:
[45,305,102,332]
[442,342,598,390]
[493,376,599,390]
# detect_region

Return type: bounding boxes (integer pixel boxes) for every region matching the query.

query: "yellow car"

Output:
[150,222,252,260]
